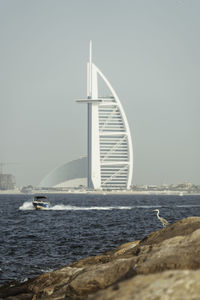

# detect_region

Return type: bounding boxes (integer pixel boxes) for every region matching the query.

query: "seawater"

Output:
[0,193,200,285]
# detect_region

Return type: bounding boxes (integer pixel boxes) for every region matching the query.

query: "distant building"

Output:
[21,185,33,193]
[77,42,133,190]
[40,42,134,190]
[0,174,16,190]
[39,157,87,188]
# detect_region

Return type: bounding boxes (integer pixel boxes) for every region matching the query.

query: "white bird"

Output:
[153,209,169,227]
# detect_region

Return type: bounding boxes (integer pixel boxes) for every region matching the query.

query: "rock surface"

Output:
[0,217,200,299]
[88,270,200,300]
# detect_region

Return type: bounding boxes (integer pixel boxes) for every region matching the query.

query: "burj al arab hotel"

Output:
[77,42,133,190]
[40,42,133,190]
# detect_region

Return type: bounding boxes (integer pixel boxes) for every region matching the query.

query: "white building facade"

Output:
[39,157,87,188]
[77,42,133,190]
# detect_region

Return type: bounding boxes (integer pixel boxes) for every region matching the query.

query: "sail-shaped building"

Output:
[77,42,133,190]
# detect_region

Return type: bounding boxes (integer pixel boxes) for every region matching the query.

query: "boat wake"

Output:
[19,201,200,211]
[49,204,133,211]
[19,201,133,211]
[19,201,35,210]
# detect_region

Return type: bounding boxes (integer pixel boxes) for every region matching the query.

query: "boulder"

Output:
[88,270,200,300]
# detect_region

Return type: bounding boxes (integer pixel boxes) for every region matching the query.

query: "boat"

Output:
[33,195,50,210]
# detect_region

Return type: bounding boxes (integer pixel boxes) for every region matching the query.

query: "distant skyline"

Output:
[0,0,200,186]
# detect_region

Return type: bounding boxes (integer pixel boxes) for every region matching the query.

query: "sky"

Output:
[0,0,200,187]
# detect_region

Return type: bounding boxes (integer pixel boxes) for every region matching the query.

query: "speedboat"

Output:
[33,195,50,210]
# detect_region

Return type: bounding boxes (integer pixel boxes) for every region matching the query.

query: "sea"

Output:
[0,193,200,286]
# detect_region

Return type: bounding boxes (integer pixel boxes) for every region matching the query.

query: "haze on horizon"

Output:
[0,0,200,187]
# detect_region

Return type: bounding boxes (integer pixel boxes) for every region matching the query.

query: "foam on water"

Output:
[19,201,200,212]
[41,268,54,273]
[19,201,34,210]
[50,205,133,210]
[176,205,200,208]
[19,201,133,211]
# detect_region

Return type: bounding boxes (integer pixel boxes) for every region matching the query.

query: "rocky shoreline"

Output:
[1,217,200,299]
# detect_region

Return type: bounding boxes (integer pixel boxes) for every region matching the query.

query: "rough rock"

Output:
[0,217,200,299]
[88,270,200,300]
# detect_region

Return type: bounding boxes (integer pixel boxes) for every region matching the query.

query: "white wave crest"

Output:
[19,201,34,210]
[176,205,200,208]
[20,202,185,211]
[49,205,133,211]
[41,268,54,273]
[19,202,133,211]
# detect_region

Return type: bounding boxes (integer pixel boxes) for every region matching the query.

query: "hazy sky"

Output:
[0,0,200,186]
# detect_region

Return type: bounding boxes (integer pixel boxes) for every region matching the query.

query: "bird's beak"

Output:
[153,209,156,211]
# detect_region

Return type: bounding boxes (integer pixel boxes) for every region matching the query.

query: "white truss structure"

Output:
[77,41,133,190]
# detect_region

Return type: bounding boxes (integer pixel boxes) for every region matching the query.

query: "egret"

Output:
[153,209,169,227]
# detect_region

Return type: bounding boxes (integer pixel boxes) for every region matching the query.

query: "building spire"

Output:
[89,40,92,64]
[88,40,93,98]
